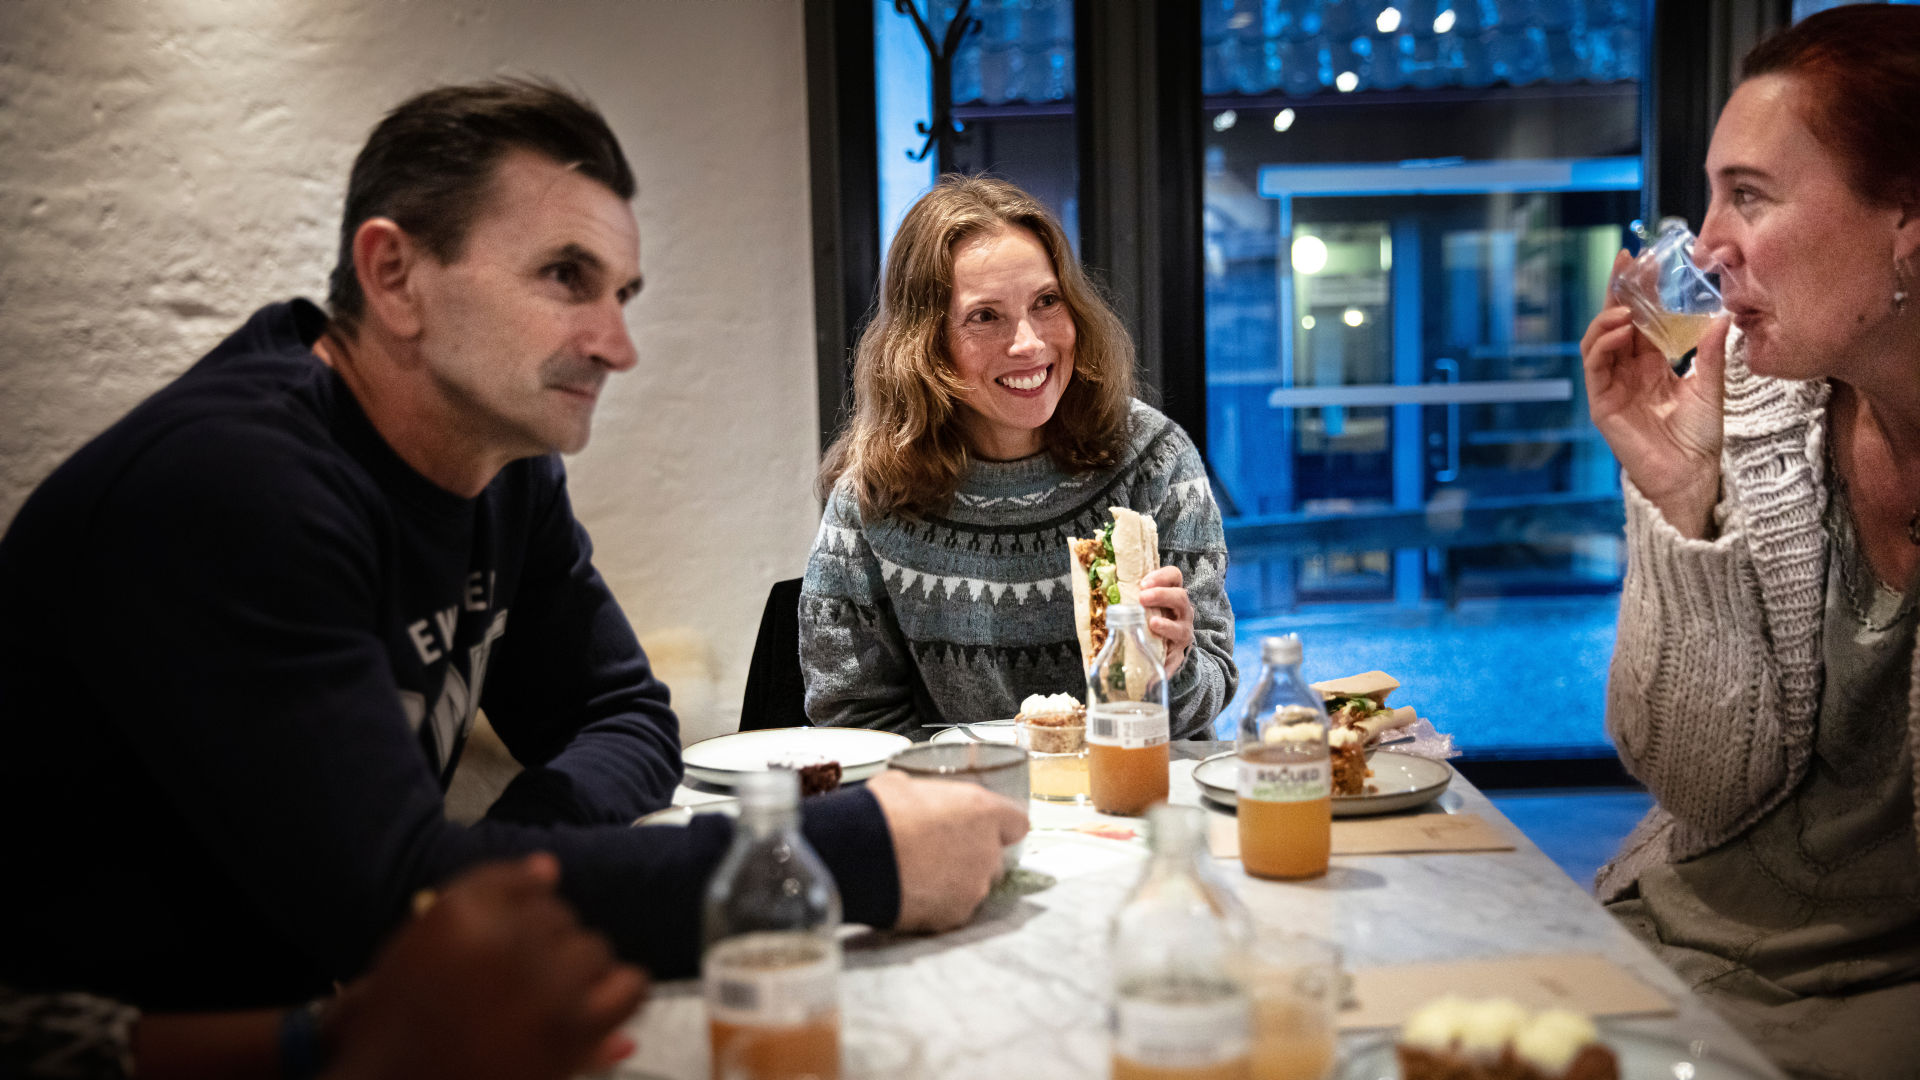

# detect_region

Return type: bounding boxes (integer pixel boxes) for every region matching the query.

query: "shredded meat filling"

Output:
[1073,538,1109,657]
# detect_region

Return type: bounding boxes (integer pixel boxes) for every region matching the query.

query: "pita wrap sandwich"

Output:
[1068,507,1168,696]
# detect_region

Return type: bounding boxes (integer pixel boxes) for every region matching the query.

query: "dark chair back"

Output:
[738,578,809,731]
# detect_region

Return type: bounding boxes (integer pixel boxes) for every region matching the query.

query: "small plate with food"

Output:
[1191,748,1452,817]
[1338,998,1774,1080]
[680,726,910,789]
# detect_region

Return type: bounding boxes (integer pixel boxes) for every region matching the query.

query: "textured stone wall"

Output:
[0,0,822,744]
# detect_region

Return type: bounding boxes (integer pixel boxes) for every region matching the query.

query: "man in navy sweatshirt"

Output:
[0,78,1026,1012]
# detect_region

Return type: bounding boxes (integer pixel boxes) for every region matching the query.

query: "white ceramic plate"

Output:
[1337,1027,1775,1080]
[928,720,1020,746]
[1192,749,1452,817]
[680,727,911,788]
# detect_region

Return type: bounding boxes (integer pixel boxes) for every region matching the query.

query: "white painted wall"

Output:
[0,0,823,745]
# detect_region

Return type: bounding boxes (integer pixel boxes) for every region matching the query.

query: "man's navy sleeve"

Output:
[53,416,895,997]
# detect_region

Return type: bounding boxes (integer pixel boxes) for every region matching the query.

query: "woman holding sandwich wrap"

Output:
[799,176,1237,737]
[1579,8,1920,1075]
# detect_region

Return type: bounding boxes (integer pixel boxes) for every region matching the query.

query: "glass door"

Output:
[1201,0,1647,756]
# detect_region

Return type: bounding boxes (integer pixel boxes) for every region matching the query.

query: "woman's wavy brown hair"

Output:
[819,175,1136,520]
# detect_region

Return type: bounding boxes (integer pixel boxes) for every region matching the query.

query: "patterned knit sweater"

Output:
[1596,328,1920,900]
[800,400,1237,739]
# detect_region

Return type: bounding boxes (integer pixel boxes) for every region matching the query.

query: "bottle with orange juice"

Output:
[1235,636,1332,880]
[1086,603,1171,816]
[1110,805,1255,1080]
[702,770,841,1080]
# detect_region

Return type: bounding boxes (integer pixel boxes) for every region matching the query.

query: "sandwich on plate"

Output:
[1310,670,1418,746]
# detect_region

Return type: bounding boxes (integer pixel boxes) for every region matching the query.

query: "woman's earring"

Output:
[1897,259,1911,315]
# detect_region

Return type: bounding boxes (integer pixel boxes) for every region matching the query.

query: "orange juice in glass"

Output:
[1238,933,1341,1080]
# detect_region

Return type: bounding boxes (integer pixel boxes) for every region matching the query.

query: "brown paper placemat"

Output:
[1206,810,1515,858]
[1340,953,1674,1030]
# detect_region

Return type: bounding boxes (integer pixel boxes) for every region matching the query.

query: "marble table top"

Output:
[614,742,1784,1080]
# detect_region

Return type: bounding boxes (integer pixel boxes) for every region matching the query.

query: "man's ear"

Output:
[352,218,426,340]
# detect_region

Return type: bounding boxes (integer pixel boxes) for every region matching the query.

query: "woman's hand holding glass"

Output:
[1581,248,1731,540]
[1137,565,1195,677]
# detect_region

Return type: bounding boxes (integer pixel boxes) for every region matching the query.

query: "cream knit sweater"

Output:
[1596,331,1920,901]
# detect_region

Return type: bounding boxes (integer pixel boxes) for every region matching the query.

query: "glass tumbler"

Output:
[885,742,1029,873]
[1610,217,1724,366]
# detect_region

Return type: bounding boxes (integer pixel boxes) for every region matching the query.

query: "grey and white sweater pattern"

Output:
[800,401,1237,739]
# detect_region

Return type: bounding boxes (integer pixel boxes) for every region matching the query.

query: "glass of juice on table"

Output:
[1086,603,1170,816]
[703,770,842,1080]
[1015,692,1090,803]
[1610,217,1724,366]
[1235,635,1332,880]
[1236,932,1341,1080]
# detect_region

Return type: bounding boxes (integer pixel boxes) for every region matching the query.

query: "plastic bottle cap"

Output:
[1107,603,1146,628]
[1260,635,1303,665]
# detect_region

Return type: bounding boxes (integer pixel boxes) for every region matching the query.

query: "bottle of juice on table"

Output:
[1086,603,1171,816]
[702,770,841,1080]
[1110,804,1255,1080]
[1235,635,1332,880]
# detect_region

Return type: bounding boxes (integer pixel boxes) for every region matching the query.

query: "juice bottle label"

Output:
[1088,705,1169,750]
[1113,995,1253,1068]
[1239,758,1330,802]
[704,935,840,1028]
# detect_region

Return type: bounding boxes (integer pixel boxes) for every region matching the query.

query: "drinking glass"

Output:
[714,1022,919,1080]
[886,742,1029,872]
[1610,218,1724,366]
[1017,716,1089,804]
[1237,932,1341,1080]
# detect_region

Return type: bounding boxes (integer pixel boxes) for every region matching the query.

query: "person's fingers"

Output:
[585,1032,639,1072]
[436,851,562,914]
[1605,248,1631,305]
[579,963,650,1030]
[1692,315,1731,400]
[1150,615,1194,648]
[977,788,1031,846]
[1138,564,1183,589]
[1136,587,1188,615]
[1583,321,1651,404]
[1579,305,1633,361]
[517,851,562,887]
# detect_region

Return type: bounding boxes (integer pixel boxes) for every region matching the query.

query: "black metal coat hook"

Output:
[893,0,980,172]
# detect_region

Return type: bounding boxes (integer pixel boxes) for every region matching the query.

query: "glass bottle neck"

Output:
[737,803,800,838]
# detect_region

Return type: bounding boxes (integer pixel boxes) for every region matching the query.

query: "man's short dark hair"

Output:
[325,77,636,337]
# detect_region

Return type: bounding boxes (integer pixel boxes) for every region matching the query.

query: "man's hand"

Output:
[864,770,1029,932]
[327,853,648,1080]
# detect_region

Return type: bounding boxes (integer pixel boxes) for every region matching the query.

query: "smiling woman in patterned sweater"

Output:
[799,176,1237,739]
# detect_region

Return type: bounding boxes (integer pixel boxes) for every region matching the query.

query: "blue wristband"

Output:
[278,1000,328,1080]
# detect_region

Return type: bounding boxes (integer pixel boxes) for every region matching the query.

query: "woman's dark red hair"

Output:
[1743,4,1920,208]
